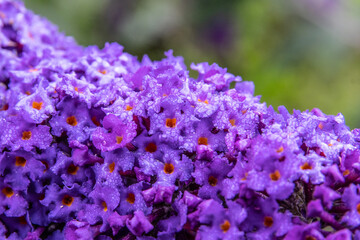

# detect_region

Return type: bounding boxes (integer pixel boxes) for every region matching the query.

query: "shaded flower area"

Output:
[0,1,360,239]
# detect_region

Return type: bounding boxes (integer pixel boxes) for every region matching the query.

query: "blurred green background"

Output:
[25,0,360,129]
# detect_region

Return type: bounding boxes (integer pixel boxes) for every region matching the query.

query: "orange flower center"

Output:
[164,163,175,174]
[62,195,74,206]
[269,170,281,181]
[166,118,176,128]
[208,175,218,186]
[198,137,208,145]
[0,103,9,111]
[102,201,108,212]
[32,101,43,110]
[343,169,350,176]
[198,98,209,104]
[2,187,14,198]
[220,220,231,233]
[126,192,135,204]
[66,116,77,126]
[67,164,79,175]
[41,161,49,172]
[91,116,101,126]
[29,68,38,73]
[145,142,157,153]
[356,203,360,214]
[126,105,133,111]
[229,119,236,126]
[15,156,26,167]
[19,216,27,225]
[276,146,284,153]
[301,162,312,170]
[109,162,115,173]
[116,136,123,144]
[241,172,248,181]
[22,131,32,140]
[263,216,273,227]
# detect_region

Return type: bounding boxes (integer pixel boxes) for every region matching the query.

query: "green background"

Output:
[25,0,360,129]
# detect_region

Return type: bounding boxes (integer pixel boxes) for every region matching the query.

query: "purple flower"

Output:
[92,114,137,152]
[284,222,324,240]
[14,81,55,124]
[1,1,360,238]
[50,97,97,142]
[0,181,28,217]
[192,155,232,201]
[107,211,129,235]
[0,150,45,191]
[341,184,360,227]
[141,185,175,205]
[40,183,83,221]
[313,185,341,209]
[1,115,52,151]
[126,210,154,237]
[117,182,151,215]
[78,184,120,232]
[64,220,100,240]
[326,229,352,240]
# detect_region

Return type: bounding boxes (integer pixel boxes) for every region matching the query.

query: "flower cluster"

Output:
[1,1,360,240]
